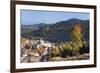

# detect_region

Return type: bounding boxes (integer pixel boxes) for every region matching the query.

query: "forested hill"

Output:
[21,18,89,43]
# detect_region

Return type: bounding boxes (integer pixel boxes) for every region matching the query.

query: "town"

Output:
[20,24,89,63]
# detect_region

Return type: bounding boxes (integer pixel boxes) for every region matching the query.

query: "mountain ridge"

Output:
[21,18,89,43]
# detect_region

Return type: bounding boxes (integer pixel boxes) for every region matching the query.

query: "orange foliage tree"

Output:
[71,23,83,52]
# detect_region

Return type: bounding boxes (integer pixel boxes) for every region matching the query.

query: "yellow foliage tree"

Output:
[71,23,83,52]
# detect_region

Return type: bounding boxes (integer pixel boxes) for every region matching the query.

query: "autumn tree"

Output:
[71,23,83,55]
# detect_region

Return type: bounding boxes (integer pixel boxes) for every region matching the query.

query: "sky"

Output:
[21,9,90,25]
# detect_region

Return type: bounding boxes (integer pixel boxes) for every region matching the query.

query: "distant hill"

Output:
[21,18,89,43]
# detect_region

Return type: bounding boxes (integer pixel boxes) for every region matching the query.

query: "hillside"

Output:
[21,18,89,43]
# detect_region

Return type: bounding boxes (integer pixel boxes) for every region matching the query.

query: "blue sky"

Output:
[21,10,89,25]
